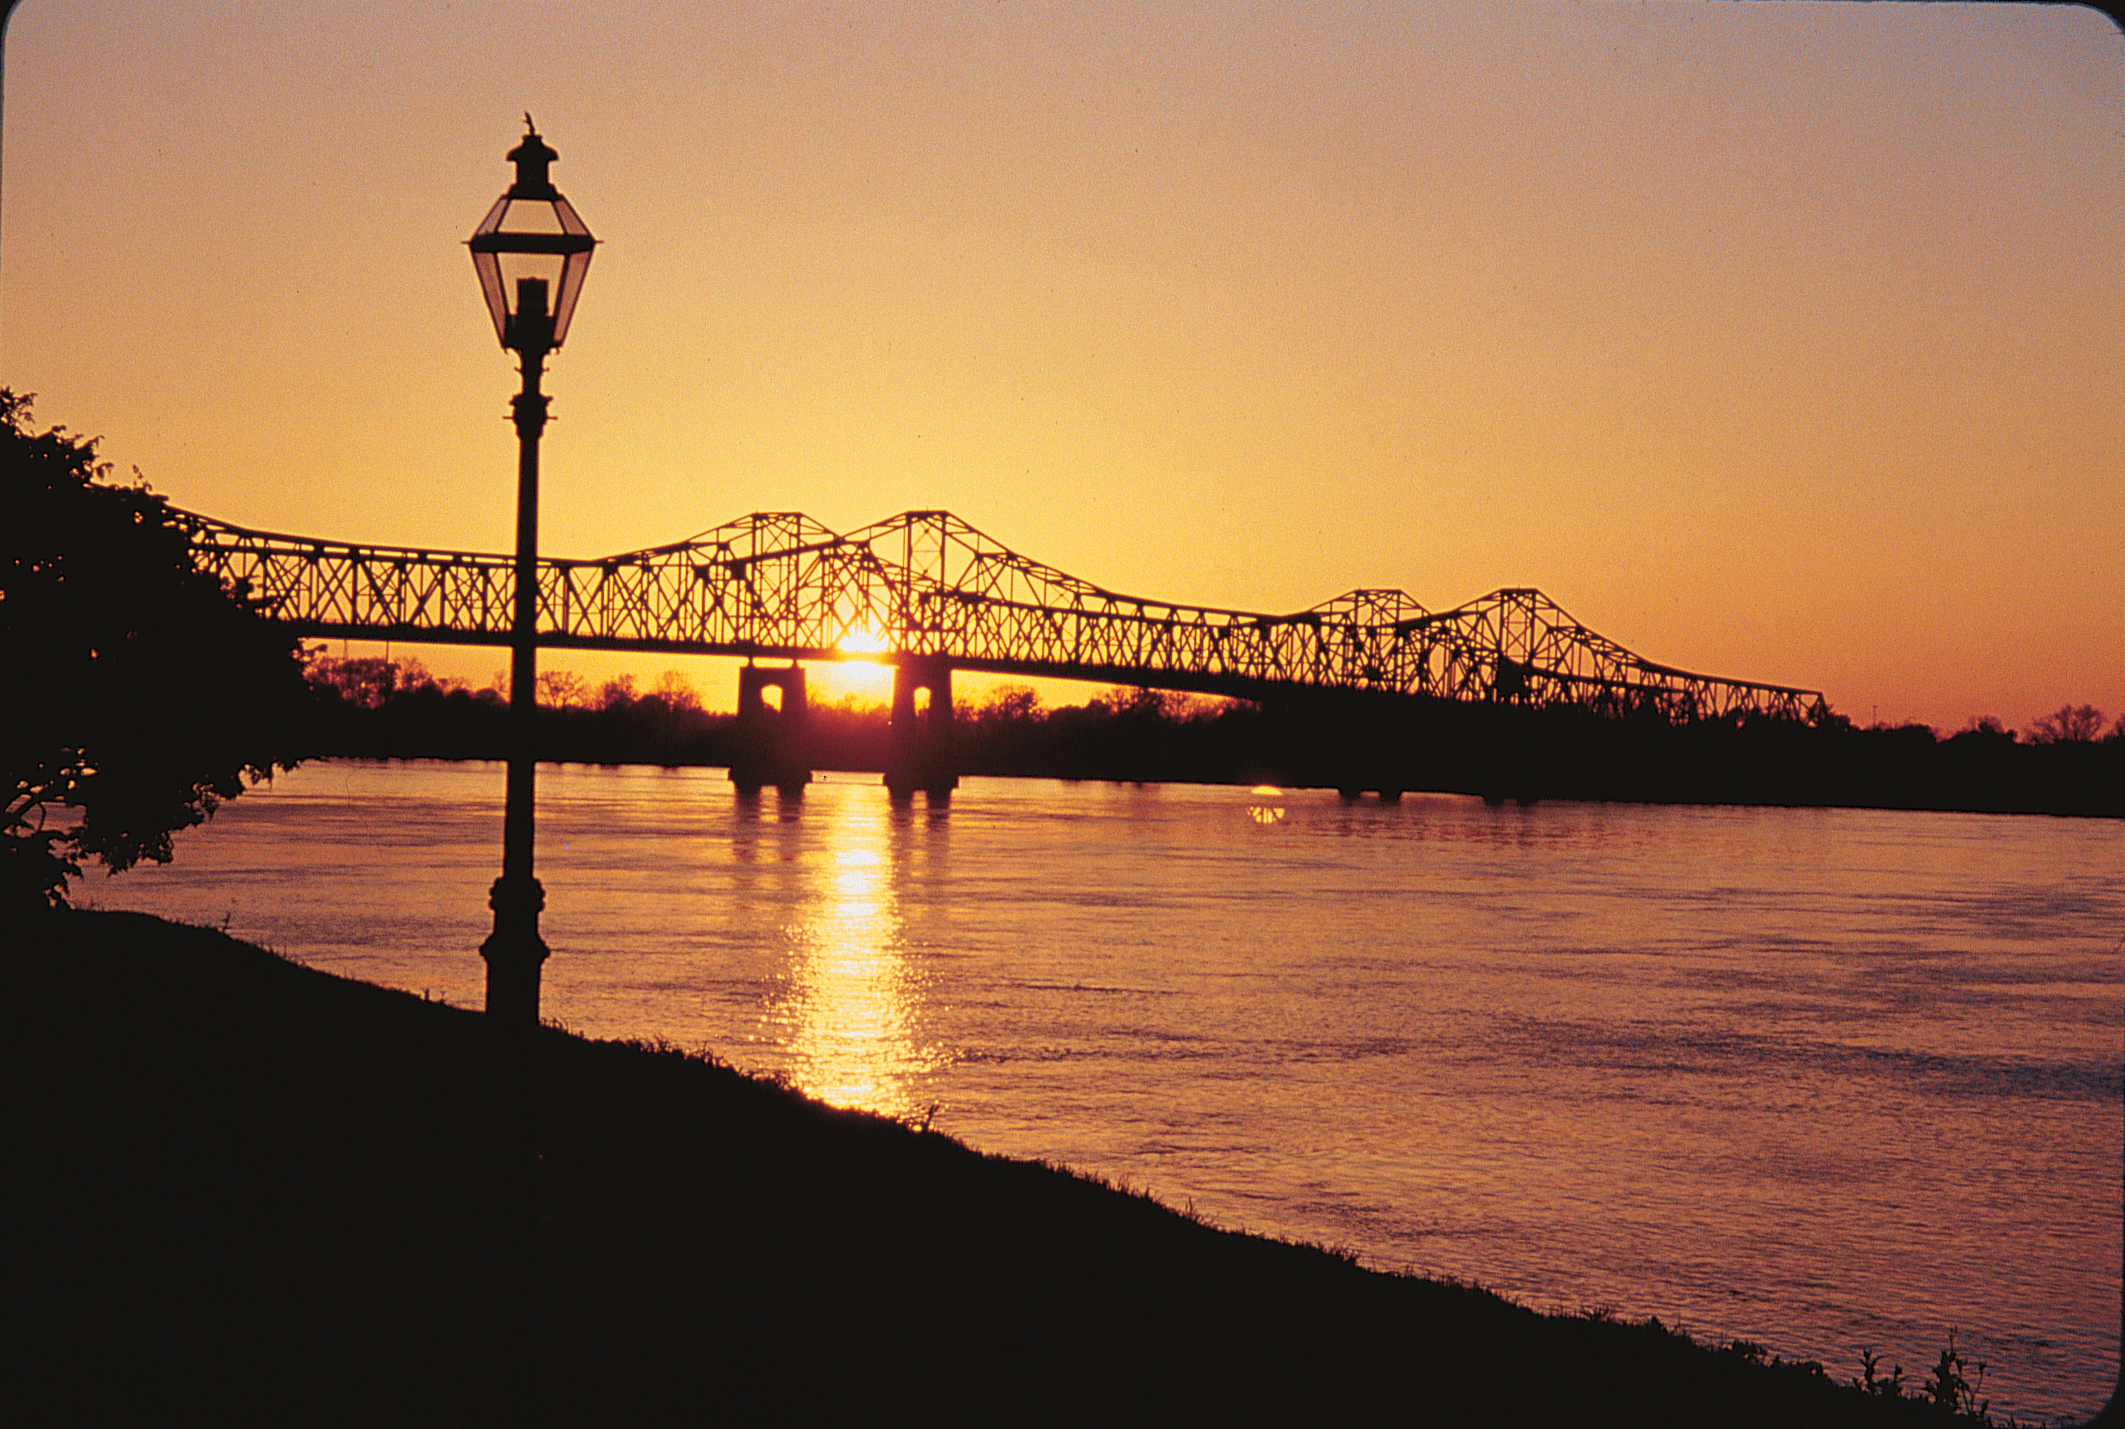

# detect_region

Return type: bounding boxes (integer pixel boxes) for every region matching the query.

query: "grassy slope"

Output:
[14,911,2010,1424]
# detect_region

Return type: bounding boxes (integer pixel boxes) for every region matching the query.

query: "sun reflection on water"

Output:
[777,795,940,1119]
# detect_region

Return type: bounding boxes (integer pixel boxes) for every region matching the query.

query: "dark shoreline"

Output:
[305,671,2125,819]
[17,909,2061,1423]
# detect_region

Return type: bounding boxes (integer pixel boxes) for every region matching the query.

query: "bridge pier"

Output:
[729,663,811,796]
[885,657,958,801]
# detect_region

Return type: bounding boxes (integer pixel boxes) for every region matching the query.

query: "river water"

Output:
[75,759,2121,1421]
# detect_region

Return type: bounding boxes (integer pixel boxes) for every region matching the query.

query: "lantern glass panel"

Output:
[498,198,567,235]
[549,248,592,346]
[472,250,509,344]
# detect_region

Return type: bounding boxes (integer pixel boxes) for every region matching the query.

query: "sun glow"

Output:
[838,627,890,657]
[813,659,893,704]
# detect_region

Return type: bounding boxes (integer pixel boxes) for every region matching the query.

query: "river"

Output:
[74,759,2122,1421]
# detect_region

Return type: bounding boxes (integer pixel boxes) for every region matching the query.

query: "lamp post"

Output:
[468,117,596,1025]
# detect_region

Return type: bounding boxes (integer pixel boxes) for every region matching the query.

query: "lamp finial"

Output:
[505,119,559,200]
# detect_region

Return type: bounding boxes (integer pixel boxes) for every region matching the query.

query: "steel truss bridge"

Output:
[179,507,1826,724]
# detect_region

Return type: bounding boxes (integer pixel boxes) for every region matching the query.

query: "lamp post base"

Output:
[480,874,550,1025]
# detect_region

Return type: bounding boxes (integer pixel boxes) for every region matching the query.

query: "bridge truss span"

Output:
[179,507,1827,724]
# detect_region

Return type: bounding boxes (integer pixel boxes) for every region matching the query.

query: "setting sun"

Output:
[838,628,890,658]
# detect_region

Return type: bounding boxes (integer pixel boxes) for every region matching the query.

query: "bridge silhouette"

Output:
[181,506,1827,795]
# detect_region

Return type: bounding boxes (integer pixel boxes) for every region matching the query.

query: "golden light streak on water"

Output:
[778,797,937,1119]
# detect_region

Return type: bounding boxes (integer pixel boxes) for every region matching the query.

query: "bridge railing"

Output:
[177,507,1827,723]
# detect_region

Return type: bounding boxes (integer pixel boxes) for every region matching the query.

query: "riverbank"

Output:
[17,911,2033,1423]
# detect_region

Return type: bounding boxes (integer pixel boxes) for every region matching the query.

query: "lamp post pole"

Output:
[482,336,551,1025]
[468,119,595,1027]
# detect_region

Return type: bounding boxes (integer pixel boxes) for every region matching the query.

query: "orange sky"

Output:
[4,1,2120,729]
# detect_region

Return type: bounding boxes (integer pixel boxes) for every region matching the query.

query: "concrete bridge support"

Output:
[730,663,811,796]
[886,658,958,800]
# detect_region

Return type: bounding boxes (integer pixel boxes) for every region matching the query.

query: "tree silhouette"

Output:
[306,652,424,709]
[2,391,312,912]
[536,668,589,708]
[2027,704,2106,744]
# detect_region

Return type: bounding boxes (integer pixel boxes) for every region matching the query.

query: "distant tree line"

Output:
[305,655,2122,817]
[1378,698,2122,817]
[304,655,729,766]
[303,656,1258,778]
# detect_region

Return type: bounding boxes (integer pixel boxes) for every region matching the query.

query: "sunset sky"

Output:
[4,1,2119,730]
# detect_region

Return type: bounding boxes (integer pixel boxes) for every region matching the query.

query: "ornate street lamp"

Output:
[468,116,596,1025]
